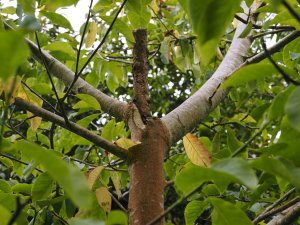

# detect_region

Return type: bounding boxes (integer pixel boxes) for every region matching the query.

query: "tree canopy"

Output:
[0,0,300,225]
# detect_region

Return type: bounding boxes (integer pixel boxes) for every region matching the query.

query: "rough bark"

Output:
[127,29,169,225]
[128,119,169,225]
[132,29,151,122]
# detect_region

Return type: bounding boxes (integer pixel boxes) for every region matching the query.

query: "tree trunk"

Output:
[127,29,169,225]
[128,119,169,225]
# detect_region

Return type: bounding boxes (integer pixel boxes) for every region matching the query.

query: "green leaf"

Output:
[70,218,105,225]
[77,114,100,128]
[175,163,230,194]
[32,172,54,202]
[15,141,92,208]
[269,86,295,121]
[101,119,116,141]
[184,200,209,225]
[126,0,151,28]
[43,41,75,56]
[210,198,253,225]
[0,205,11,225]
[41,11,73,30]
[251,156,300,189]
[285,86,300,132]
[75,94,101,110]
[107,73,120,93]
[187,0,242,65]
[0,180,12,193]
[0,31,30,80]
[11,183,32,194]
[20,15,41,30]
[41,0,79,11]
[212,158,258,189]
[221,63,278,88]
[106,210,128,225]
[226,127,243,152]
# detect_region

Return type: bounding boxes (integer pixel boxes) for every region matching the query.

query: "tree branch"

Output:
[3,21,128,121]
[267,201,300,225]
[161,6,254,145]
[162,16,300,146]
[14,97,129,160]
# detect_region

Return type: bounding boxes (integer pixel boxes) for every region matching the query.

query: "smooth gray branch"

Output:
[14,97,128,159]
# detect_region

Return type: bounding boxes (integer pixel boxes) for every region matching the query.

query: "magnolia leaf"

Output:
[106,210,128,225]
[15,141,92,209]
[185,200,209,225]
[285,86,300,132]
[221,63,278,88]
[85,21,98,48]
[183,133,212,167]
[110,172,122,199]
[0,31,30,80]
[32,172,53,202]
[187,0,242,65]
[115,138,140,150]
[210,198,253,225]
[17,85,43,132]
[87,166,104,190]
[95,187,112,212]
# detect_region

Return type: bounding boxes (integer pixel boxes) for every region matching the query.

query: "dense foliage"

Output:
[0,0,300,224]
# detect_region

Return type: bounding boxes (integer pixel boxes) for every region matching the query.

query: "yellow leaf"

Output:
[115,138,140,150]
[0,76,21,104]
[95,187,111,212]
[110,171,122,199]
[87,166,104,190]
[16,85,43,132]
[183,133,212,167]
[85,21,97,48]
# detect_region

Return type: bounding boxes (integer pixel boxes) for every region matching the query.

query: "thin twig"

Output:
[62,0,128,100]
[231,122,268,157]
[0,153,43,172]
[254,197,300,224]
[34,32,70,124]
[147,182,210,225]
[8,197,31,225]
[252,29,293,40]
[21,81,60,114]
[282,0,300,23]
[110,192,128,213]
[261,37,300,85]
[253,187,296,224]
[234,14,296,30]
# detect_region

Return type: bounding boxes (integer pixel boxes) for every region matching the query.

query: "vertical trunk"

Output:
[127,29,169,225]
[128,119,169,225]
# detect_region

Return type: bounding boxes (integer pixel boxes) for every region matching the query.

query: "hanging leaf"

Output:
[185,200,209,225]
[85,21,98,48]
[115,138,140,150]
[210,198,253,225]
[17,85,43,132]
[15,141,92,209]
[186,0,242,65]
[110,172,122,199]
[31,172,54,202]
[95,187,112,212]
[285,86,300,132]
[183,133,212,167]
[87,166,104,190]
